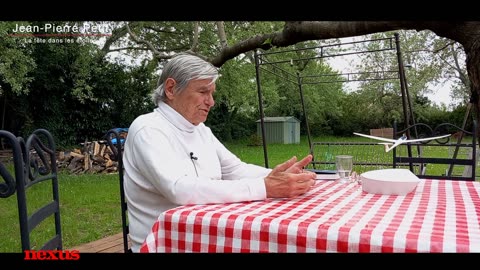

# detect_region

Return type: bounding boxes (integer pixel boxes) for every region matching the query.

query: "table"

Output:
[140,179,480,253]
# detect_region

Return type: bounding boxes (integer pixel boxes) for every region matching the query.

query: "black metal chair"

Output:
[0,129,62,251]
[0,130,22,199]
[393,121,477,181]
[105,128,130,253]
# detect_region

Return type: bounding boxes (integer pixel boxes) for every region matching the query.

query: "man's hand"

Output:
[284,154,314,174]
[264,154,316,198]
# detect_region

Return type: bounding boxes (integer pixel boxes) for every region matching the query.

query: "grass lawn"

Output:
[0,173,121,252]
[0,135,477,252]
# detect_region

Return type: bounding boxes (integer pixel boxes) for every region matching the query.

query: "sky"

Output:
[424,81,454,107]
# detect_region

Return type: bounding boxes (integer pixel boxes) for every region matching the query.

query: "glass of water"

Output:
[335,155,353,184]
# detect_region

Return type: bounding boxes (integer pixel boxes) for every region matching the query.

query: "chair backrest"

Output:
[105,128,130,253]
[393,121,477,181]
[0,130,23,199]
[0,129,62,251]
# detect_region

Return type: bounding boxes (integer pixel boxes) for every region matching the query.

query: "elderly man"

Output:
[123,53,316,252]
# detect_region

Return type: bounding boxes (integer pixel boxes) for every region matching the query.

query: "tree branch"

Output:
[126,23,170,60]
[210,21,423,67]
[100,22,140,57]
[107,46,150,53]
[433,41,456,54]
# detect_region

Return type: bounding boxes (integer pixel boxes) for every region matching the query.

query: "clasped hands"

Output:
[264,154,317,198]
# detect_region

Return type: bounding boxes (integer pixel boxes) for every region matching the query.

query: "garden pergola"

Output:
[253,33,414,168]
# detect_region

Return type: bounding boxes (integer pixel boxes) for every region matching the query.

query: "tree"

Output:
[103,21,480,129]
[0,21,156,145]
[0,22,36,94]
[355,30,468,109]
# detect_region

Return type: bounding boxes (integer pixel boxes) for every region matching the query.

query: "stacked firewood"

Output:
[57,141,120,174]
[0,149,13,163]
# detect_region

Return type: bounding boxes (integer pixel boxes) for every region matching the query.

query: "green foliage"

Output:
[262,38,272,46]
[207,29,463,138]
[0,22,36,94]
[247,133,263,146]
[300,63,345,136]
[4,30,155,146]
[224,22,284,45]
[356,30,468,110]
[207,46,266,142]
[206,97,257,142]
[0,22,469,148]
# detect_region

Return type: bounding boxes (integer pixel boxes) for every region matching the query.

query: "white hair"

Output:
[152,53,219,105]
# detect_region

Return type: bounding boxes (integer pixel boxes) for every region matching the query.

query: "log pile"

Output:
[0,149,13,163]
[57,141,120,174]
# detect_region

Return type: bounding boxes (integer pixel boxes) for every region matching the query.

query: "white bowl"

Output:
[361,168,421,195]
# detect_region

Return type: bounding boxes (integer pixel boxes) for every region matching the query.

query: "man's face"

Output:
[167,78,216,126]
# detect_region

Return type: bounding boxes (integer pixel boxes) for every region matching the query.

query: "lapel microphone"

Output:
[190,152,198,176]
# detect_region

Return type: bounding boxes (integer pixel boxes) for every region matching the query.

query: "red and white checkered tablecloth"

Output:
[140,179,480,253]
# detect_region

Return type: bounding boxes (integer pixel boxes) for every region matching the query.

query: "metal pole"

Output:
[395,33,415,172]
[1,95,6,149]
[395,33,411,130]
[1,94,5,130]
[447,99,472,176]
[297,72,313,160]
[254,50,269,168]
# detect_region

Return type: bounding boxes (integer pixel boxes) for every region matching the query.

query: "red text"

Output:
[24,250,80,260]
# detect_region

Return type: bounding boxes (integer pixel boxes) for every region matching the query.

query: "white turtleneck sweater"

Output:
[123,102,270,252]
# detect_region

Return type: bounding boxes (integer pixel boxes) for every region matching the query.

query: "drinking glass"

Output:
[336,155,353,184]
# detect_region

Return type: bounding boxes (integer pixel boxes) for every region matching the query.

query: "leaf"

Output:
[262,38,272,46]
